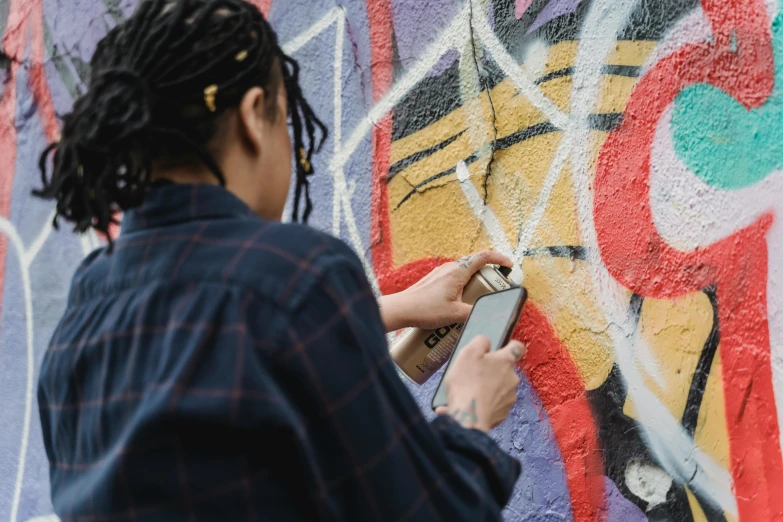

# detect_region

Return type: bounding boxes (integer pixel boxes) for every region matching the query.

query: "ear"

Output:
[237,86,267,156]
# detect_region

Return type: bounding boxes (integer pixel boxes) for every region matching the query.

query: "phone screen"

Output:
[431,287,526,410]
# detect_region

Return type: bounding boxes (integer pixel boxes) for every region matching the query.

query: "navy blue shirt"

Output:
[38,184,520,521]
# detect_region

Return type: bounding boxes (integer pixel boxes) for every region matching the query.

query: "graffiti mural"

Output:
[1,0,781,521]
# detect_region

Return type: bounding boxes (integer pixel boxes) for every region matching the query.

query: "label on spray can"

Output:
[390,266,513,385]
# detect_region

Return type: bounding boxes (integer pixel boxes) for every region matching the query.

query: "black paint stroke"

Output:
[0,50,11,72]
[589,113,623,132]
[392,121,556,209]
[393,116,621,209]
[681,285,720,436]
[586,291,728,521]
[531,64,641,86]
[522,245,587,260]
[391,64,462,141]
[388,131,465,181]
[647,484,696,522]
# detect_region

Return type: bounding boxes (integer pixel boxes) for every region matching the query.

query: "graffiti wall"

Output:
[1,0,781,520]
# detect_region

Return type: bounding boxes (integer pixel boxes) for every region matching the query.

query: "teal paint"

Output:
[672,12,783,190]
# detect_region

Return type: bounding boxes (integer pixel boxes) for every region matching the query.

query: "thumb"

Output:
[494,340,526,363]
[435,406,449,416]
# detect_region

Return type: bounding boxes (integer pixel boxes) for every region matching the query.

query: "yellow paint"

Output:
[520,256,618,389]
[694,349,730,469]
[624,292,714,419]
[389,37,655,184]
[606,40,657,66]
[388,177,483,264]
[542,40,656,76]
[385,30,733,522]
[686,488,709,522]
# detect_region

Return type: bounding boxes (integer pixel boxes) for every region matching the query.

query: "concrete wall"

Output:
[1,0,782,520]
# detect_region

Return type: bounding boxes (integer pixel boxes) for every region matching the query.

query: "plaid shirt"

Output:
[38,183,520,522]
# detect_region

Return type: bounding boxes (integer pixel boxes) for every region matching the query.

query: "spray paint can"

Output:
[390,265,520,385]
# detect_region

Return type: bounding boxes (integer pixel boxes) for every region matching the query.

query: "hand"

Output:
[378,250,512,332]
[435,336,525,433]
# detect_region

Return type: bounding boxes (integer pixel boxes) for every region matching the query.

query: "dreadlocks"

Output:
[33,0,327,238]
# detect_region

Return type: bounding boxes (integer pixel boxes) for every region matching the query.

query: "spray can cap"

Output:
[497,264,523,286]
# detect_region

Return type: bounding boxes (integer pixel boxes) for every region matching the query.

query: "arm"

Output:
[377,250,513,332]
[269,257,520,521]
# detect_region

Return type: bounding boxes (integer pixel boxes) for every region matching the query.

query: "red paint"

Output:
[29,0,59,143]
[365,2,606,520]
[247,0,273,17]
[594,0,783,519]
[0,60,20,321]
[516,303,607,522]
[0,0,36,320]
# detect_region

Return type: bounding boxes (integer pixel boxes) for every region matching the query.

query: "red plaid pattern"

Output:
[38,183,520,521]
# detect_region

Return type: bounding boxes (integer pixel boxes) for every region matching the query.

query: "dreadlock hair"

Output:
[33,0,328,240]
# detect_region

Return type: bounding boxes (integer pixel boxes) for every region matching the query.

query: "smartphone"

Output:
[431,286,527,410]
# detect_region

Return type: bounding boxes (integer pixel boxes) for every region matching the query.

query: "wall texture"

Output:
[1,0,782,520]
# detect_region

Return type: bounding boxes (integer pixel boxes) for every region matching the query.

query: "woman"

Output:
[34,0,524,520]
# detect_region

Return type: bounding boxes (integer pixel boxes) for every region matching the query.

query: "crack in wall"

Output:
[467,0,498,204]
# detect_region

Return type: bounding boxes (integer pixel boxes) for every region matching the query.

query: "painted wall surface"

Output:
[1,0,782,520]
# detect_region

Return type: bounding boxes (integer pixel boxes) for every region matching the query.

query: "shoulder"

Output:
[216,220,369,312]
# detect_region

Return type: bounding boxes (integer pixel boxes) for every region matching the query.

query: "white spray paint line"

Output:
[23,209,55,266]
[456,161,515,260]
[331,3,470,172]
[279,7,341,226]
[279,7,379,293]
[513,133,572,267]
[473,2,569,130]
[0,217,35,522]
[331,11,345,238]
[651,109,783,456]
[565,0,737,513]
[281,7,341,56]
[522,38,549,80]
[450,3,571,272]
[327,8,380,295]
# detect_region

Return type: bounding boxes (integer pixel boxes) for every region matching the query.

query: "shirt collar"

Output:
[121,183,258,235]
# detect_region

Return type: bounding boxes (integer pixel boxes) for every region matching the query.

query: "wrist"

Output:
[378,292,414,332]
[446,398,489,433]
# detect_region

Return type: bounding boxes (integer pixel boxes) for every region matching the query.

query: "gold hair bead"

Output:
[204,84,218,112]
[235,49,248,62]
[299,147,311,173]
[77,165,85,178]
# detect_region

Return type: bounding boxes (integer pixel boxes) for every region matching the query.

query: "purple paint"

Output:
[603,477,647,522]
[527,0,587,34]
[390,0,461,76]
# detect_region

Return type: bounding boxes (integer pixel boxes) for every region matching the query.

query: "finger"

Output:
[451,302,472,323]
[508,341,526,361]
[457,250,513,279]
[459,335,491,360]
[481,250,513,268]
[435,406,449,416]
[493,340,525,363]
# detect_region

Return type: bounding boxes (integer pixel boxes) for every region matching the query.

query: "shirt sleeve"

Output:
[264,254,521,521]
